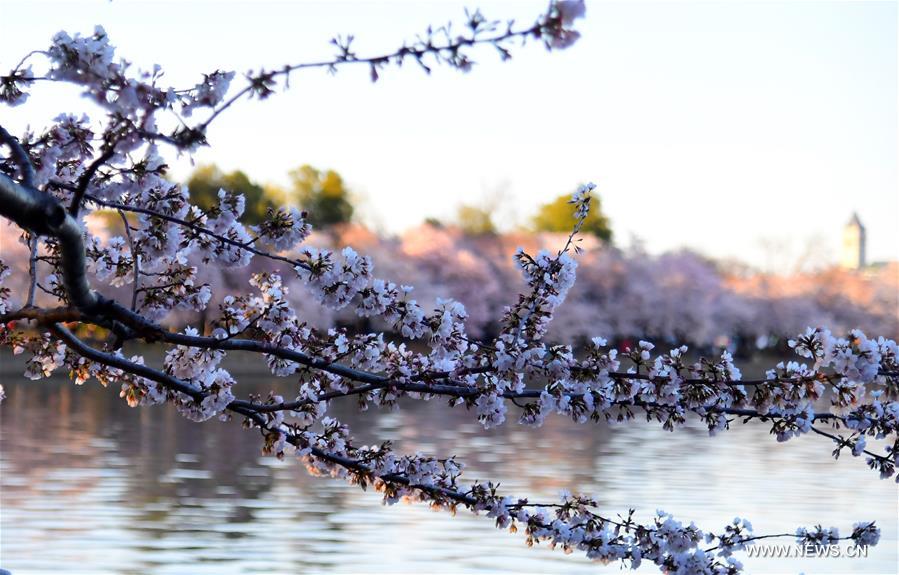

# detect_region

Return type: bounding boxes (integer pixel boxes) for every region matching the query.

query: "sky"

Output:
[1,0,897,270]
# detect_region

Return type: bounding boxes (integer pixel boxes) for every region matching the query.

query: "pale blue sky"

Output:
[2,0,896,269]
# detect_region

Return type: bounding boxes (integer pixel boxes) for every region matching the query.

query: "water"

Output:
[0,354,896,574]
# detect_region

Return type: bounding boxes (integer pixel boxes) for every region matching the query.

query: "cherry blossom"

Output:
[0,3,894,573]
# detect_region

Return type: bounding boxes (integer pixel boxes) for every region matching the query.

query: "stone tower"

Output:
[840,212,866,270]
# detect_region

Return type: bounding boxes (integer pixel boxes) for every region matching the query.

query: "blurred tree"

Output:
[533,192,612,241]
[262,182,290,205]
[456,204,496,236]
[187,164,275,225]
[289,165,354,228]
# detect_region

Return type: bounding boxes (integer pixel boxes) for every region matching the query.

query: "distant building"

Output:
[841,212,866,270]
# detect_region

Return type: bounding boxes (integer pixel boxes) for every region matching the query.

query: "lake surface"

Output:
[0,353,896,575]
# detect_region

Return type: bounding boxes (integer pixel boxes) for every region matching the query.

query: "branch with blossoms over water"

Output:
[0,2,896,573]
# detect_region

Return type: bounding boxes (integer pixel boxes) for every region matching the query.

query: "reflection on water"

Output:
[0,357,896,575]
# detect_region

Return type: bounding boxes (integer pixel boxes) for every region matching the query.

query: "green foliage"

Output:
[289,165,354,228]
[456,204,496,236]
[533,192,612,241]
[187,164,275,225]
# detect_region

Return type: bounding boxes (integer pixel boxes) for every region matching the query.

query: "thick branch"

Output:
[0,124,36,187]
[0,173,97,310]
[0,124,100,310]
[48,322,885,565]
[10,301,898,414]
[41,309,851,428]
[0,306,83,324]
[51,323,202,400]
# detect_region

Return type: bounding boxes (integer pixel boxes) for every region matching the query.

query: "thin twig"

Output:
[117,208,140,311]
[196,22,543,134]
[83,193,311,271]
[69,148,115,217]
[26,234,38,306]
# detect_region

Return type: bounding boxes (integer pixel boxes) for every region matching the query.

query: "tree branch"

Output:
[69,148,115,217]
[26,234,38,306]
[0,123,99,310]
[84,193,312,271]
[117,209,140,311]
[52,321,867,566]
[0,124,35,187]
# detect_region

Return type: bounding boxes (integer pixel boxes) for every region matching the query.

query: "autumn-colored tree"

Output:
[456,204,496,236]
[533,191,612,241]
[289,164,353,228]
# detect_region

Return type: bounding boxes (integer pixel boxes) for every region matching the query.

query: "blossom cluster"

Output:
[0,3,893,572]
